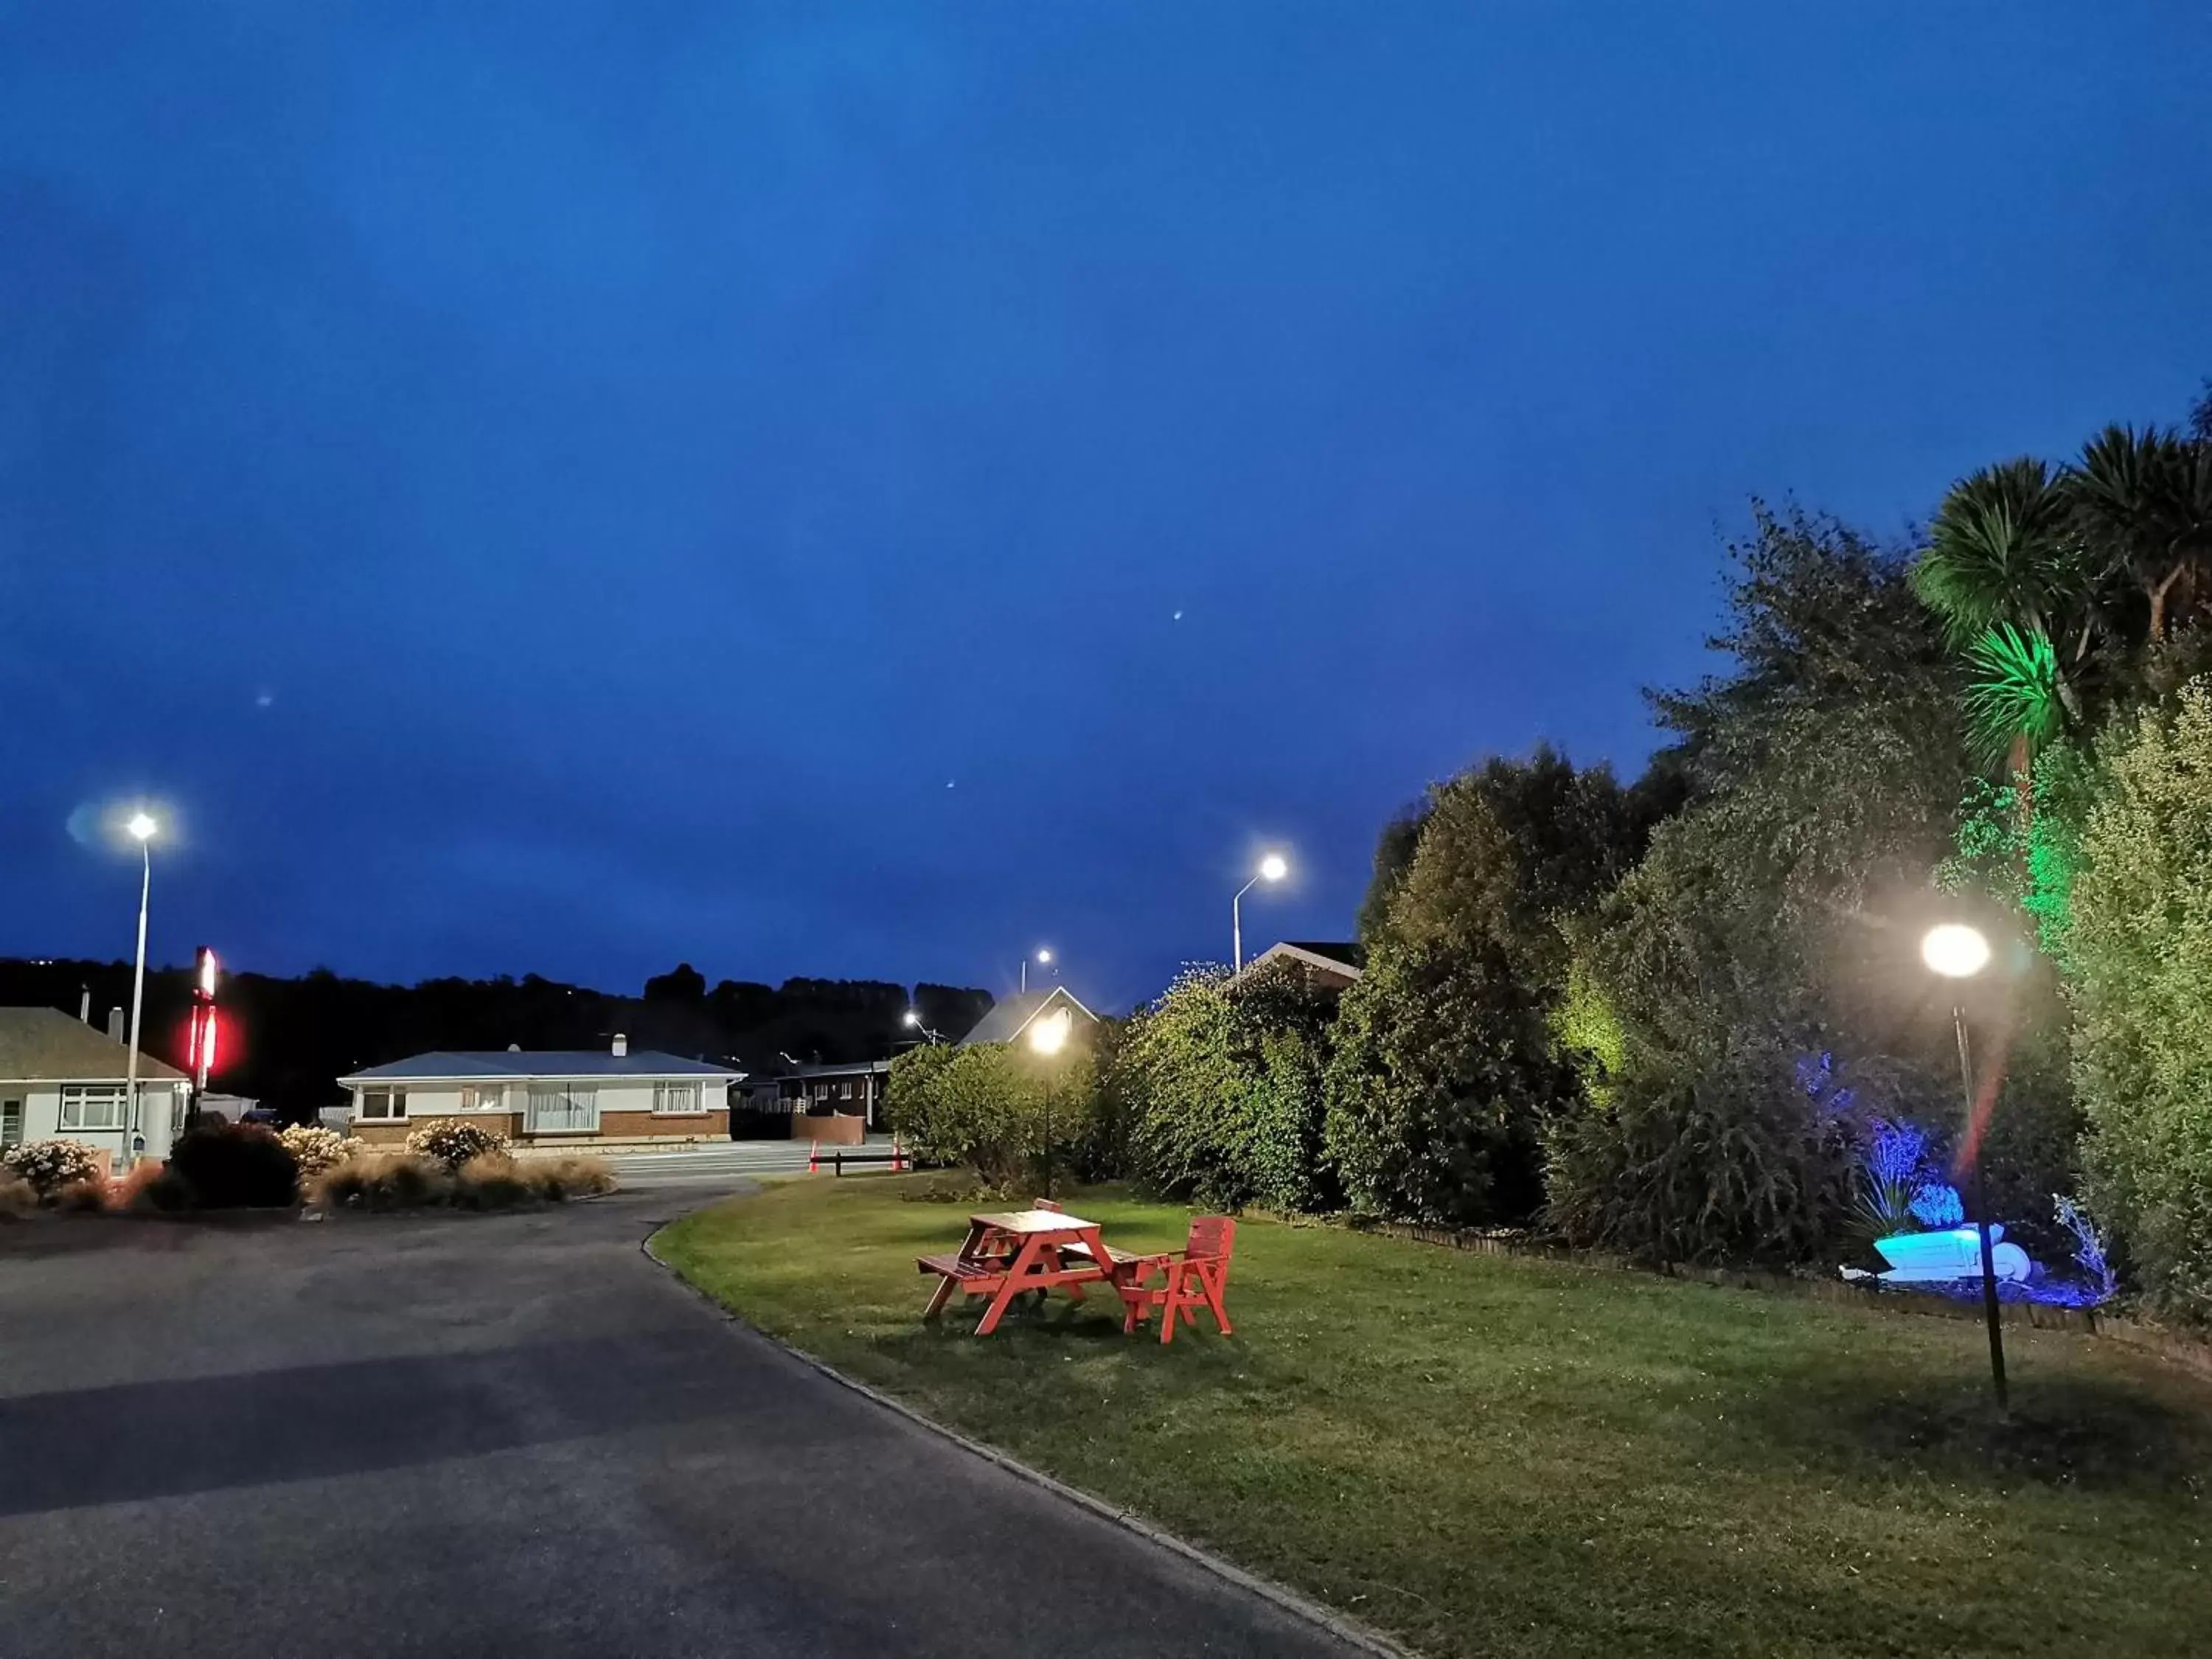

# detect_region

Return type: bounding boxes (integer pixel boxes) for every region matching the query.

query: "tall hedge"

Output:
[2073,677,2212,1318]
[884,1040,1098,1190]
[1113,962,1337,1212]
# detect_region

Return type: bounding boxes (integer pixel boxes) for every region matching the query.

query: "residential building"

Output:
[336,1034,736,1147]
[956,987,1099,1046]
[0,1005,188,1169]
[1238,940,1366,992]
[737,1058,893,1128]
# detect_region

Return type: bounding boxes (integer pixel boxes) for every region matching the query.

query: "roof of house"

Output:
[1243,940,1368,981]
[0,1006,188,1082]
[773,1058,894,1080]
[958,986,1098,1046]
[338,1050,741,1085]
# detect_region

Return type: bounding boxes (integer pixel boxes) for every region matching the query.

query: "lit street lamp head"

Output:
[902,1009,919,1027]
[1036,948,1053,964]
[125,813,159,843]
[1921,923,1991,980]
[1259,853,1288,882]
[1029,1009,1071,1056]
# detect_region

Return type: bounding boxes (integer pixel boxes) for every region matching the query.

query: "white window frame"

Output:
[459,1084,508,1112]
[653,1081,704,1116]
[358,1088,408,1121]
[526,1082,599,1134]
[59,1084,128,1131]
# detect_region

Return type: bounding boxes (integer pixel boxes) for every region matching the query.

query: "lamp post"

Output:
[1232,853,1288,972]
[122,813,159,1173]
[1029,1006,1071,1200]
[1921,922,2006,1413]
[902,1009,944,1045]
[1021,947,1052,996]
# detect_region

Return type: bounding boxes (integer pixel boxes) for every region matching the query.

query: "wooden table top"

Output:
[970,1209,1099,1234]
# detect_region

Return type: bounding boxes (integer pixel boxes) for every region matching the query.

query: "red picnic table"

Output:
[919,1207,1153,1337]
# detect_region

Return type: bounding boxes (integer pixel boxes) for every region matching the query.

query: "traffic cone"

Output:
[891,1133,905,1172]
[807,1139,820,1173]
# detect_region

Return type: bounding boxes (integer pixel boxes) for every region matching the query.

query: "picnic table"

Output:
[918,1208,1158,1337]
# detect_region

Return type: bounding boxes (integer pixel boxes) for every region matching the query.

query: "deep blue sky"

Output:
[4,6,2209,1011]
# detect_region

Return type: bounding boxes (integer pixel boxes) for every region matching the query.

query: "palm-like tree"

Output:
[2070,424,2212,642]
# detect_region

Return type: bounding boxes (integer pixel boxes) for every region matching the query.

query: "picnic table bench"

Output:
[918,1205,1235,1342]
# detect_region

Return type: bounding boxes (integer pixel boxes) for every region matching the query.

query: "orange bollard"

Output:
[807,1139,819,1173]
[891,1133,905,1172]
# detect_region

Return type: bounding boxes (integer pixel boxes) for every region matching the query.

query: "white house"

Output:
[0,1006,188,1169]
[335,1034,738,1148]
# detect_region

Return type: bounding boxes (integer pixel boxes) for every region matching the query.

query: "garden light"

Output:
[1921,922,1990,979]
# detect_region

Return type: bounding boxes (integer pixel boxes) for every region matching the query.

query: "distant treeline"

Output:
[0,959,992,1118]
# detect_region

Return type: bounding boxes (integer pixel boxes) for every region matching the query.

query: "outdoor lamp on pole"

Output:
[902,1009,944,1045]
[122,813,159,1174]
[1029,1007,1071,1200]
[1022,947,1053,996]
[1232,853,1289,973]
[1921,921,2006,1412]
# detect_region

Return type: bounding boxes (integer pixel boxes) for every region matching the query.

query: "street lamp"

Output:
[1232,853,1289,973]
[1021,947,1054,996]
[1029,1007,1071,1199]
[1922,922,2006,1412]
[902,1008,944,1045]
[122,813,159,1174]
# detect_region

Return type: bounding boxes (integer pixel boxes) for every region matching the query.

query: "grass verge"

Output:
[654,1176,2212,1659]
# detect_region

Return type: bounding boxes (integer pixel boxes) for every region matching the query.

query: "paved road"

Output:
[0,1177,1358,1659]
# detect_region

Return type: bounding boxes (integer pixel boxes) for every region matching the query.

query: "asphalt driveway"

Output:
[0,1179,1360,1658]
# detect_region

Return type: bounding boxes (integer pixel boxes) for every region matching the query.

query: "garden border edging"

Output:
[1344,1217,2212,1383]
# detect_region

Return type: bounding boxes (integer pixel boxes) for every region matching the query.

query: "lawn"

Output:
[654,1177,2212,1659]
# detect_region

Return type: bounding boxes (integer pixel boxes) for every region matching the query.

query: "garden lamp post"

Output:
[902,1009,944,1045]
[1232,853,1289,972]
[122,813,159,1173]
[1921,922,2007,1413]
[1029,1006,1071,1200]
[1021,947,1052,996]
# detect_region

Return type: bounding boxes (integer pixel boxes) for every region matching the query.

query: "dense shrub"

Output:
[1326,939,1576,1226]
[0,1168,35,1218]
[885,1040,1097,1190]
[311,1151,451,1211]
[276,1124,361,1181]
[1113,963,1337,1212]
[307,1148,617,1211]
[1,1138,108,1197]
[166,1123,302,1208]
[406,1119,510,1168]
[2073,678,2212,1318]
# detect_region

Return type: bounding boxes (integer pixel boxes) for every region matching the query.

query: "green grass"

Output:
[655,1177,2212,1658]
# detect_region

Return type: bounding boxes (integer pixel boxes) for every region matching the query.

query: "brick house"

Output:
[337,1034,736,1148]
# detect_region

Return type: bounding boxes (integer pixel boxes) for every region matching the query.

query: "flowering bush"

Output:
[0,1138,108,1197]
[406,1120,509,1168]
[276,1124,361,1180]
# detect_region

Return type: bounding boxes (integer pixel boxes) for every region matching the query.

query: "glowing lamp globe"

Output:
[902,1009,920,1027]
[1029,1009,1071,1057]
[1921,923,1990,980]
[1259,854,1288,883]
[126,813,159,842]
[1037,948,1053,964]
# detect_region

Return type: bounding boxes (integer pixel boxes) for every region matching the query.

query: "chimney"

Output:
[507,1042,521,1053]
[611,1033,628,1058]
[107,1007,125,1043]
[80,987,91,1024]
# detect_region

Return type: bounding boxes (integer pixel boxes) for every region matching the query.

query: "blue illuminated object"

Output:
[1874,1226,2033,1284]
[1908,1183,1964,1228]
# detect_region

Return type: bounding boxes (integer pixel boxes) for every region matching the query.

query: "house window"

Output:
[360,1089,407,1120]
[653,1082,702,1115]
[526,1083,598,1133]
[460,1085,505,1112]
[59,1085,128,1131]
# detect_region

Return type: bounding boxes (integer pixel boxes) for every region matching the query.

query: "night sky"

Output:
[4,7,2209,1011]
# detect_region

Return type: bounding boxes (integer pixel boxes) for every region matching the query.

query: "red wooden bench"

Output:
[1115,1216,1235,1343]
